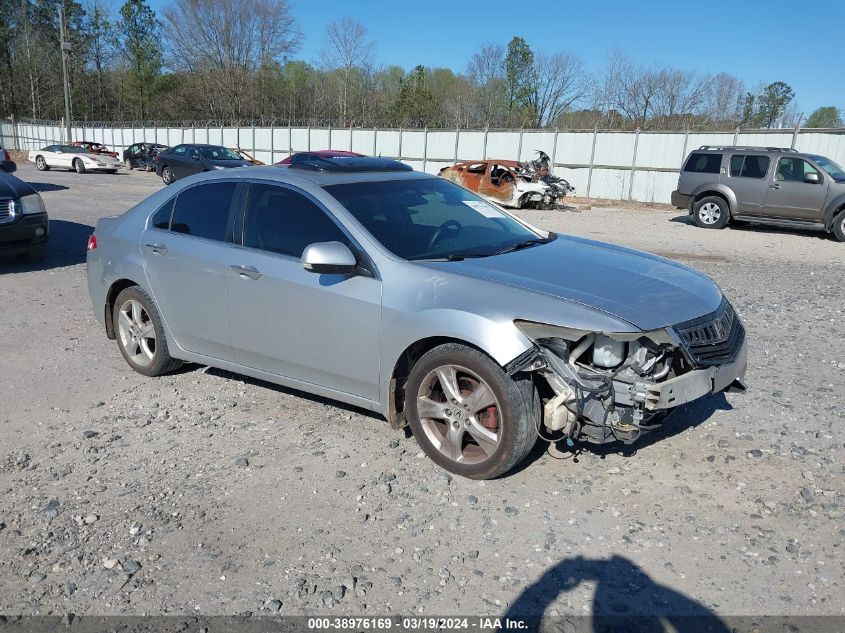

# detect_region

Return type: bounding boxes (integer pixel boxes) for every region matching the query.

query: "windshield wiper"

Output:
[490,235,555,256]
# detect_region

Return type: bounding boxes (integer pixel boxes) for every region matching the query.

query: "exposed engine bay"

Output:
[510,304,748,445]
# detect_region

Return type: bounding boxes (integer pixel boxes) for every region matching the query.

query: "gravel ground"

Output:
[0,163,843,620]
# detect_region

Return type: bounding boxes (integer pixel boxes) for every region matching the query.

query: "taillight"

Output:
[87,235,97,251]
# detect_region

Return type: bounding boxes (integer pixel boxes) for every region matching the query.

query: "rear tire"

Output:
[73,158,86,174]
[833,209,845,242]
[125,158,133,170]
[692,196,729,229]
[113,286,183,377]
[405,343,538,479]
[35,156,49,171]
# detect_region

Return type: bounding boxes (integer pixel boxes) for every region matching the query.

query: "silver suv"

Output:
[671,146,845,241]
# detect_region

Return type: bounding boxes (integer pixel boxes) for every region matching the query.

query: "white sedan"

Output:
[28,144,122,174]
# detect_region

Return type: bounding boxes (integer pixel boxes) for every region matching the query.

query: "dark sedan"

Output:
[0,160,49,263]
[155,144,251,184]
[124,143,170,171]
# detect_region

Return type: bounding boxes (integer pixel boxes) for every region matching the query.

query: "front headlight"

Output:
[20,194,46,215]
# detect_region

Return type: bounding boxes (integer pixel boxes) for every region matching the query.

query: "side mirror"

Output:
[0,160,16,173]
[804,172,821,184]
[301,241,357,275]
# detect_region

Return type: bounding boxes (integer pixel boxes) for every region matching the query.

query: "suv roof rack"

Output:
[697,145,799,153]
[289,153,412,172]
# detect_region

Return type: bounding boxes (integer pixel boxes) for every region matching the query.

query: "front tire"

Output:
[35,156,49,171]
[692,196,729,229]
[113,286,183,377]
[833,210,845,242]
[161,166,175,184]
[125,158,133,170]
[73,158,86,174]
[405,343,538,479]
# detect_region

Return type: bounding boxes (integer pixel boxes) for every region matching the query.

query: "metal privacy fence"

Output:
[2,119,844,204]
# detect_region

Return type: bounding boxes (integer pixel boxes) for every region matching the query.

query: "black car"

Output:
[154,144,251,184]
[123,143,169,171]
[0,160,48,262]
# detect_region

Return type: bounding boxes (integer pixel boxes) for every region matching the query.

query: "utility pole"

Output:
[59,3,72,142]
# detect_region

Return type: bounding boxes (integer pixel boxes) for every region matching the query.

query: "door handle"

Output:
[145,243,168,255]
[769,184,781,189]
[231,264,262,280]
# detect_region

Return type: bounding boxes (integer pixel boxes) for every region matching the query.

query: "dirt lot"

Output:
[1,163,843,621]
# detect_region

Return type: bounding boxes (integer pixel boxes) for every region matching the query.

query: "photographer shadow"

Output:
[505,555,730,633]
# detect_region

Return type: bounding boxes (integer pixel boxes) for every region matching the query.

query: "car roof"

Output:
[171,164,436,187]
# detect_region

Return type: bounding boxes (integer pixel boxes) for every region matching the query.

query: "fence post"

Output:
[307,125,311,151]
[270,123,275,163]
[220,122,224,147]
[120,125,124,154]
[327,124,332,149]
[372,127,378,156]
[586,125,598,199]
[681,127,690,164]
[454,127,460,163]
[551,128,559,171]
[191,123,195,144]
[482,126,489,159]
[398,127,403,160]
[252,122,256,155]
[422,127,428,172]
[627,127,640,201]
[733,126,739,146]
[517,128,524,161]
[791,120,800,149]
[349,124,353,151]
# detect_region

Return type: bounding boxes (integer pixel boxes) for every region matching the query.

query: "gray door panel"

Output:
[764,157,828,220]
[227,248,382,402]
[730,177,769,215]
[141,230,233,360]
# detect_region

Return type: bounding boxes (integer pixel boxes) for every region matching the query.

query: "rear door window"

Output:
[684,153,722,174]
[170,182,237,241]
[729,155,770,178]
[151,198,175,230]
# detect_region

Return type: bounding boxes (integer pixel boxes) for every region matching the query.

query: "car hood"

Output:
[418,234,723,331]
[0,172,37,198]
[204,159,251,168]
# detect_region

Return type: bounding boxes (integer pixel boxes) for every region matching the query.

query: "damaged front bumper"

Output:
[636,339,747,411]
[512,309,748,446]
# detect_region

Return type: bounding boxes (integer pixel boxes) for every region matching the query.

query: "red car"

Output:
[276,150,363,165]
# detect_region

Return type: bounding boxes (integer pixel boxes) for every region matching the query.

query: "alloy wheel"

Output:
[698,202,721,225]
[117,299,157,367]
[36,156,46,170]
[416,364,501,464]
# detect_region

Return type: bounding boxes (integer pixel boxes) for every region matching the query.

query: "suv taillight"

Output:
[87,235,97,251]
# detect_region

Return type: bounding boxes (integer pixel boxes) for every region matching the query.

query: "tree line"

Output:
[1,0,842,130]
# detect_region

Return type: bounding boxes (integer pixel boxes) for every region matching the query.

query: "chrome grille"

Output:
[675,300,745,367]
[0,198,15,224]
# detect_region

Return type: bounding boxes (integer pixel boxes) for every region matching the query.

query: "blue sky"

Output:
[146,0,844,116]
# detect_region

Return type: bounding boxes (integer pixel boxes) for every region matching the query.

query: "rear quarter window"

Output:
[684,153,722,174]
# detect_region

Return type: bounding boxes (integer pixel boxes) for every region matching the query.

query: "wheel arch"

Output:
[692,188,734,213]
[823,195,845,230]
[386,335,528,431]
[104,278,141,339]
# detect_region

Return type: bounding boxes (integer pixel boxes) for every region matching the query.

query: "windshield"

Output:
[200,146,241,160]
[324,177,547,261]
[809,155,845,181]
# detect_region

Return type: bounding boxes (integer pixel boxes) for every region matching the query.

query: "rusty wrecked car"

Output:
[439,151,574,210]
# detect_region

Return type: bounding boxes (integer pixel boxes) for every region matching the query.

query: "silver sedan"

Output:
[86,155,747,479]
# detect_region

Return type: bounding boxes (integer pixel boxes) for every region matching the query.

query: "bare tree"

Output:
[703,72,745,126]
[466,42,506,126]
[529,51,586,127]
[320,17,373,126]
[163,0,300,120]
